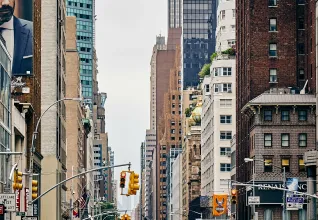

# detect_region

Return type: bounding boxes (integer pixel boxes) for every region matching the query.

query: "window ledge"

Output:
[269,56,278,58]
[269,81,278,84]
[269,31,278,33]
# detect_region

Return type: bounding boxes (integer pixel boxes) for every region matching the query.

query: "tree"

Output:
[198,63,211,78]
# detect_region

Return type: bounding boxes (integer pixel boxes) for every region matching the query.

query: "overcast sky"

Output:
[95,0,167,208]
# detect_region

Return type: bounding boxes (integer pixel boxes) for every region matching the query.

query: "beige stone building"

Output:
[181,94,202,220]
[65,15,86,209]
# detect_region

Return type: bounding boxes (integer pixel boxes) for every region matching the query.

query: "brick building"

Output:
[240,90,315,220]
[236,0,316,218]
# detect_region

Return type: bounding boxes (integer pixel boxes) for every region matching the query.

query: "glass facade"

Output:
[0,40,11,183]
[183,0,216,88]
[66,0,94,106]
[168,0,182,28]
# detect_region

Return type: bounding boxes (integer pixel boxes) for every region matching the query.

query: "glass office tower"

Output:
[0,37,11,184]
[66,0,95,107]
[183,0,216,88]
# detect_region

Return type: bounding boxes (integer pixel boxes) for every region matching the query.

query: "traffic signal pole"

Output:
[26,163,131,215]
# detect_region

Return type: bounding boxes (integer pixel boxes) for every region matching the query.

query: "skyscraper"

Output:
[168,0,182,28]
[182,0,216,88]
[66,0,95,107]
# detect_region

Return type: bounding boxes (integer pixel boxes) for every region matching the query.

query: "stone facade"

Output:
[242,92,316,220]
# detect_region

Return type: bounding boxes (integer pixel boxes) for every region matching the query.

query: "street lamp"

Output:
[27,97,82,215]
[244,158,286,220]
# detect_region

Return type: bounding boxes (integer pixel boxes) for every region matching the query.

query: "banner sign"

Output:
[247,181,307,204]
[212,194,228,216]
[16,190,20,211]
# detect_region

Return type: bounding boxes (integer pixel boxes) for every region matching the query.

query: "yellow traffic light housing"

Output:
[120,171,126,189]
[12,170,23,191]
[128,172,140,196]
[231,189,237,204]
[121,214,131,220]
[32,180,38,200]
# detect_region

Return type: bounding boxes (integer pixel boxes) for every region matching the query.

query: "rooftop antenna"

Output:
[300,79,308,94]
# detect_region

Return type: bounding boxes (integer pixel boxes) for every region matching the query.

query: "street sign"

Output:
[248,196,260,205]
[16,212,25,216]
[286,197,304,203]
[0,194,16,212]
[286,194,304,210]
[22,217,38,220]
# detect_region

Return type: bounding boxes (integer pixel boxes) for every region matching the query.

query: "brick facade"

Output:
[236,1,316,218]
[241,95,315,220]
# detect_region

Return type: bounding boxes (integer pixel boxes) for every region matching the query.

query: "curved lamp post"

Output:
[27,97,82,215]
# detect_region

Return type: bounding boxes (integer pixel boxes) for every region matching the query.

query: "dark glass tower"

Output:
[66,0,94,107]
[183,0,216,88]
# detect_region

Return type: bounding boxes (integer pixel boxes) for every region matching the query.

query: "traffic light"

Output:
[231,189,237,204]
[32,180,38,200]
[121,214,131,220]
[128,172,140,196]
[120,171,126,189]
[13,169,23,191]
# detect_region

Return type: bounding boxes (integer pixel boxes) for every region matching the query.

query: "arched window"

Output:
[264,209,273,220]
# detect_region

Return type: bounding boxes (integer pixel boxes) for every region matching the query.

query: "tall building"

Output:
[200,0,236,218]
[182,0,216,88]
[171,154,182,220]
[144,129,156,218]
[236,0,316,219]
[181,95,202,220]
[156,41,182,219]
[168,0,182,28]
[0,26,12,190]
[65,15,87,214]
[41,0,68,218]
[66,0,95,107]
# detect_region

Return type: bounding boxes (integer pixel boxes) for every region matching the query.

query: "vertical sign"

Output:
[212,194,228,216]
[33,199,38,216]
[16,190,20,211]
[25,188,29,212]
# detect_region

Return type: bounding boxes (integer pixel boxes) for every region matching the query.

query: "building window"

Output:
[269,43,277,57]
[264,110,272,121]
[172,103,175,108]
[264,134,272,147]
[220,163,231,172]
[269,18,277,31]
[299,158,305,172]
[281,158,290,172]
[269,69,277,82]
[223,67,232,76]
[298,110,307,121]
[281,134,290,147]
[297,0,305,4]
[281,110,290,121]
[220,99,232,108]
[220,147,231,156]
[172,95,175,100]
[269,0,277,6]
[298,43,305,55]
[298,18,305,30]
[205,84,210,93]
[171,121,175,126]
[171,129,175,134]
[264,159,273,172]
[214,83,232,92]
[299,133,307,147]
[221,10,225,19]
[232,9,235,18]
[299,69,305,80]
[220,115,232,124]
[220,131,232,140]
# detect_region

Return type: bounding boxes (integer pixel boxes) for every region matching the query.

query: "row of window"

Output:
[264,133,308,147]
[213,67,232,76]
[67,1,92,9]
[263,157,305,173]
[214,83,232,93]
[264,109,308,121]
[269,0,304,6]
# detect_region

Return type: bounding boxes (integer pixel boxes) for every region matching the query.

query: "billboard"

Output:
[212,194,228,216]
[0,0,33,76]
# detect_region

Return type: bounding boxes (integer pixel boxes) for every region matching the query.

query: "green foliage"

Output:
[221,48,236,56]
[198,63,211,78]
[210,52,217,62]
[185,108,192,117]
